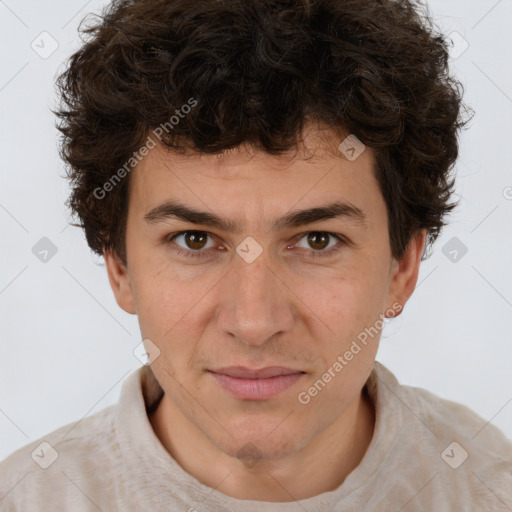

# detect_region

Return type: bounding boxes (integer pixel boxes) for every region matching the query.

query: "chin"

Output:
[212,427,310,464]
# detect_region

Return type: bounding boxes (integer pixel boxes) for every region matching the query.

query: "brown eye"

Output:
[184,231,209,250]
[292,231,345,259]
[306,232,331,251]
[170,231,214,252]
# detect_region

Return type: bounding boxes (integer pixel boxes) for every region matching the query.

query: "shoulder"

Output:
[401,380,512,458]
[373,361,512,457]
[0,404,119,508]
[373,363,512,509]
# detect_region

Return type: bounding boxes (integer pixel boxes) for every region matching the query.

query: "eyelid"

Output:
[289,232,347,259]
[290,231,343,247]
[169,230,219,250]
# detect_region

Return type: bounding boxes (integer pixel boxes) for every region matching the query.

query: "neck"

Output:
[149,388,375,502]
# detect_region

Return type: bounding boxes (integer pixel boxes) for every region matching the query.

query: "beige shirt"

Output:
[1,361,511,511]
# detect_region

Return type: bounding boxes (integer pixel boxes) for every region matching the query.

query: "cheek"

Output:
[130,262,216,370]
[130,264,190,343]
[311,263,388,334]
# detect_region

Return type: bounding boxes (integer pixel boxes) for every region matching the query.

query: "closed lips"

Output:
[209,367,305,379]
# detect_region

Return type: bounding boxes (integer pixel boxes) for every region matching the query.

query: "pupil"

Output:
[187,232,207,250]
[308,232,328,250]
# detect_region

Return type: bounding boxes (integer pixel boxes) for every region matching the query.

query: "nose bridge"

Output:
[218,245,294,346]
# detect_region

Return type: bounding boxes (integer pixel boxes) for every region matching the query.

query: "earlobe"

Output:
[385,229,427,317]
[104,249,137,315]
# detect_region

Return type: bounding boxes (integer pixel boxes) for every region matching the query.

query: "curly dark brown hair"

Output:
[54,0,471,265]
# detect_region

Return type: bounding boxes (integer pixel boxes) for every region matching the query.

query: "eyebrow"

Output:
[143,200,368,232]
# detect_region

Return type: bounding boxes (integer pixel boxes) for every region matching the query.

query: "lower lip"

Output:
[210,372,305,400]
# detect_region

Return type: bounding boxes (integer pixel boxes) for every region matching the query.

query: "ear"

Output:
[385,229,427,317]
[104,249,136,315]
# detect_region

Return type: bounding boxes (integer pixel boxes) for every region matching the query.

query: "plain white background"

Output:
[1,0,511,462]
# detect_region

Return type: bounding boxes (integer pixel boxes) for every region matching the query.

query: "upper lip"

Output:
[209,366,305,379]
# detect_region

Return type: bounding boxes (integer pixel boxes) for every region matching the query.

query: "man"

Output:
[1,0,511,510]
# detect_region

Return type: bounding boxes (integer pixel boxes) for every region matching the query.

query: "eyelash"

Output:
[167,231,346,260]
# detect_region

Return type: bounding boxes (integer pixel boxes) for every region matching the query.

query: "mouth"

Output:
[207,366,306,400]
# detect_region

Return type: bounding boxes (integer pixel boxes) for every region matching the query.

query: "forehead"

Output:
[127,126,385,231]
[134,124,372,174]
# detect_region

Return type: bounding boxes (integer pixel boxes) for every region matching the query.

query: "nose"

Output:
[216,246,295,347]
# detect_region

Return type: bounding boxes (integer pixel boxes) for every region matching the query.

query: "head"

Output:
[55,0,469,461]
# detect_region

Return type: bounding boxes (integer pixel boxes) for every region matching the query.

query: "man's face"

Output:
[106,126,419,461]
